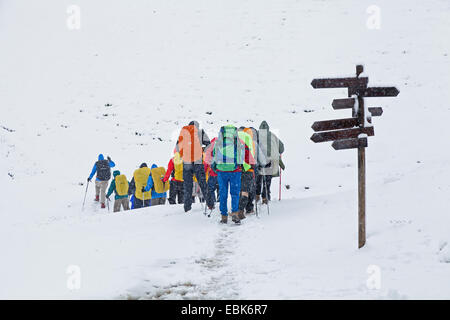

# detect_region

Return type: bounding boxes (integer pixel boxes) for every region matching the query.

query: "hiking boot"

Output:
[262,198,269,205]
[231,212,241,224]
[246,209,255,215]
[95,195,100,202]
[220,215,228,224]
[255,194,260,202]
[238,210,246,220]
[101,203,106,209]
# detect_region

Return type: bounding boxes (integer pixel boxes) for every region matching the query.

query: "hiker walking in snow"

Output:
[129,163,152,208]
[255,121,285,204]
[143,164,168,206]
[212,124,246,224]
[87,154,115,209]
[163,152,184,204]
[204,137,219,205]
[175,120,214,212]
[237,126,269,217]
[106,170,130,212]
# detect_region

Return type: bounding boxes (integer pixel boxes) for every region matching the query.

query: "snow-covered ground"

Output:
[1,0,450,299]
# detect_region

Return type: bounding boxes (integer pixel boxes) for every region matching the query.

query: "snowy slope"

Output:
[1,0,450,299]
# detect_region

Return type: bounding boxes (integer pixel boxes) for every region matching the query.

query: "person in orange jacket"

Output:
[175,120,214,212]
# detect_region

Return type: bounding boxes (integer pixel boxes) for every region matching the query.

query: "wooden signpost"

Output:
[310,65,399,249]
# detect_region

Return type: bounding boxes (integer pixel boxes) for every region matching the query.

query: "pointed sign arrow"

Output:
[310,127,374,143]
[332,98,355,110]
[368,107,383,117]
[363,87,399,97]
[332,137,368,150]
[311,118,358,132]
[311,77,368,89]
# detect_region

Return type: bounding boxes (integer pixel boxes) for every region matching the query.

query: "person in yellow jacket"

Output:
[163,152,184,204]
[128,163,152,208]
[106,170,130,212]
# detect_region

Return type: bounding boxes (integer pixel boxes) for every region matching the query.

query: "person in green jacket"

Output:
[106,170,130,212]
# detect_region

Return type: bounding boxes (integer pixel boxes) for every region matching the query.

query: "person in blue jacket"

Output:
[87,154,115,208]
[143,164,167,206]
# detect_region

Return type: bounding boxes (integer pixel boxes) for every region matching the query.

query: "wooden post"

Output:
[356,66,366,248]
[358,142,366,248]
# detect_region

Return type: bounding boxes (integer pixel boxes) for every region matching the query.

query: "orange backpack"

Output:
[177,125,203,163]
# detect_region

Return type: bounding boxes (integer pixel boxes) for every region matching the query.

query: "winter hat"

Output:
[98,154,105,160]
[189,120,199,128]
[140,163,148,168]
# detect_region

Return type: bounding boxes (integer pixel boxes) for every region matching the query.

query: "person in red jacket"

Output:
[204,138,219,206]
[163,152,184,204]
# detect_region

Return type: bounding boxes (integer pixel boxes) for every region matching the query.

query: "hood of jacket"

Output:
[98,154,105,161]
[113,170,120,177]
[151,164,158,169]
[259,121,269,130]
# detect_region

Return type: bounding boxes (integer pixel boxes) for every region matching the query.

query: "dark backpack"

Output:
[96,160,111,181]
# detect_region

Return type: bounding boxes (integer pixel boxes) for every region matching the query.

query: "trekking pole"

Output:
[255,190,259,218]
[253,173,259,218]
[263,175,270,215]
[279,154,283,201]
[82,180,90,211]
[107,197,110,212]
[279,166,282,201]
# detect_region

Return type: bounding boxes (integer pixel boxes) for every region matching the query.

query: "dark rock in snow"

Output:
[1,126,15,132]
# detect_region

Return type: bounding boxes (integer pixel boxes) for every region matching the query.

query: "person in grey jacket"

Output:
[255,121,285,204]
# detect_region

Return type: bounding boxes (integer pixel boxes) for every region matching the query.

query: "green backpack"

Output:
[214,125,241,172]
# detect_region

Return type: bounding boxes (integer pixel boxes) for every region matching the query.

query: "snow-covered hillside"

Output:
[1,0,450,299]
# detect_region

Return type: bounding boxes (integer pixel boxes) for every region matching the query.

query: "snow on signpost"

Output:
[310,65,399,249]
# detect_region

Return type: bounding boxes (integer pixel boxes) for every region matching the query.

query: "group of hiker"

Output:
[86,120,285,224]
